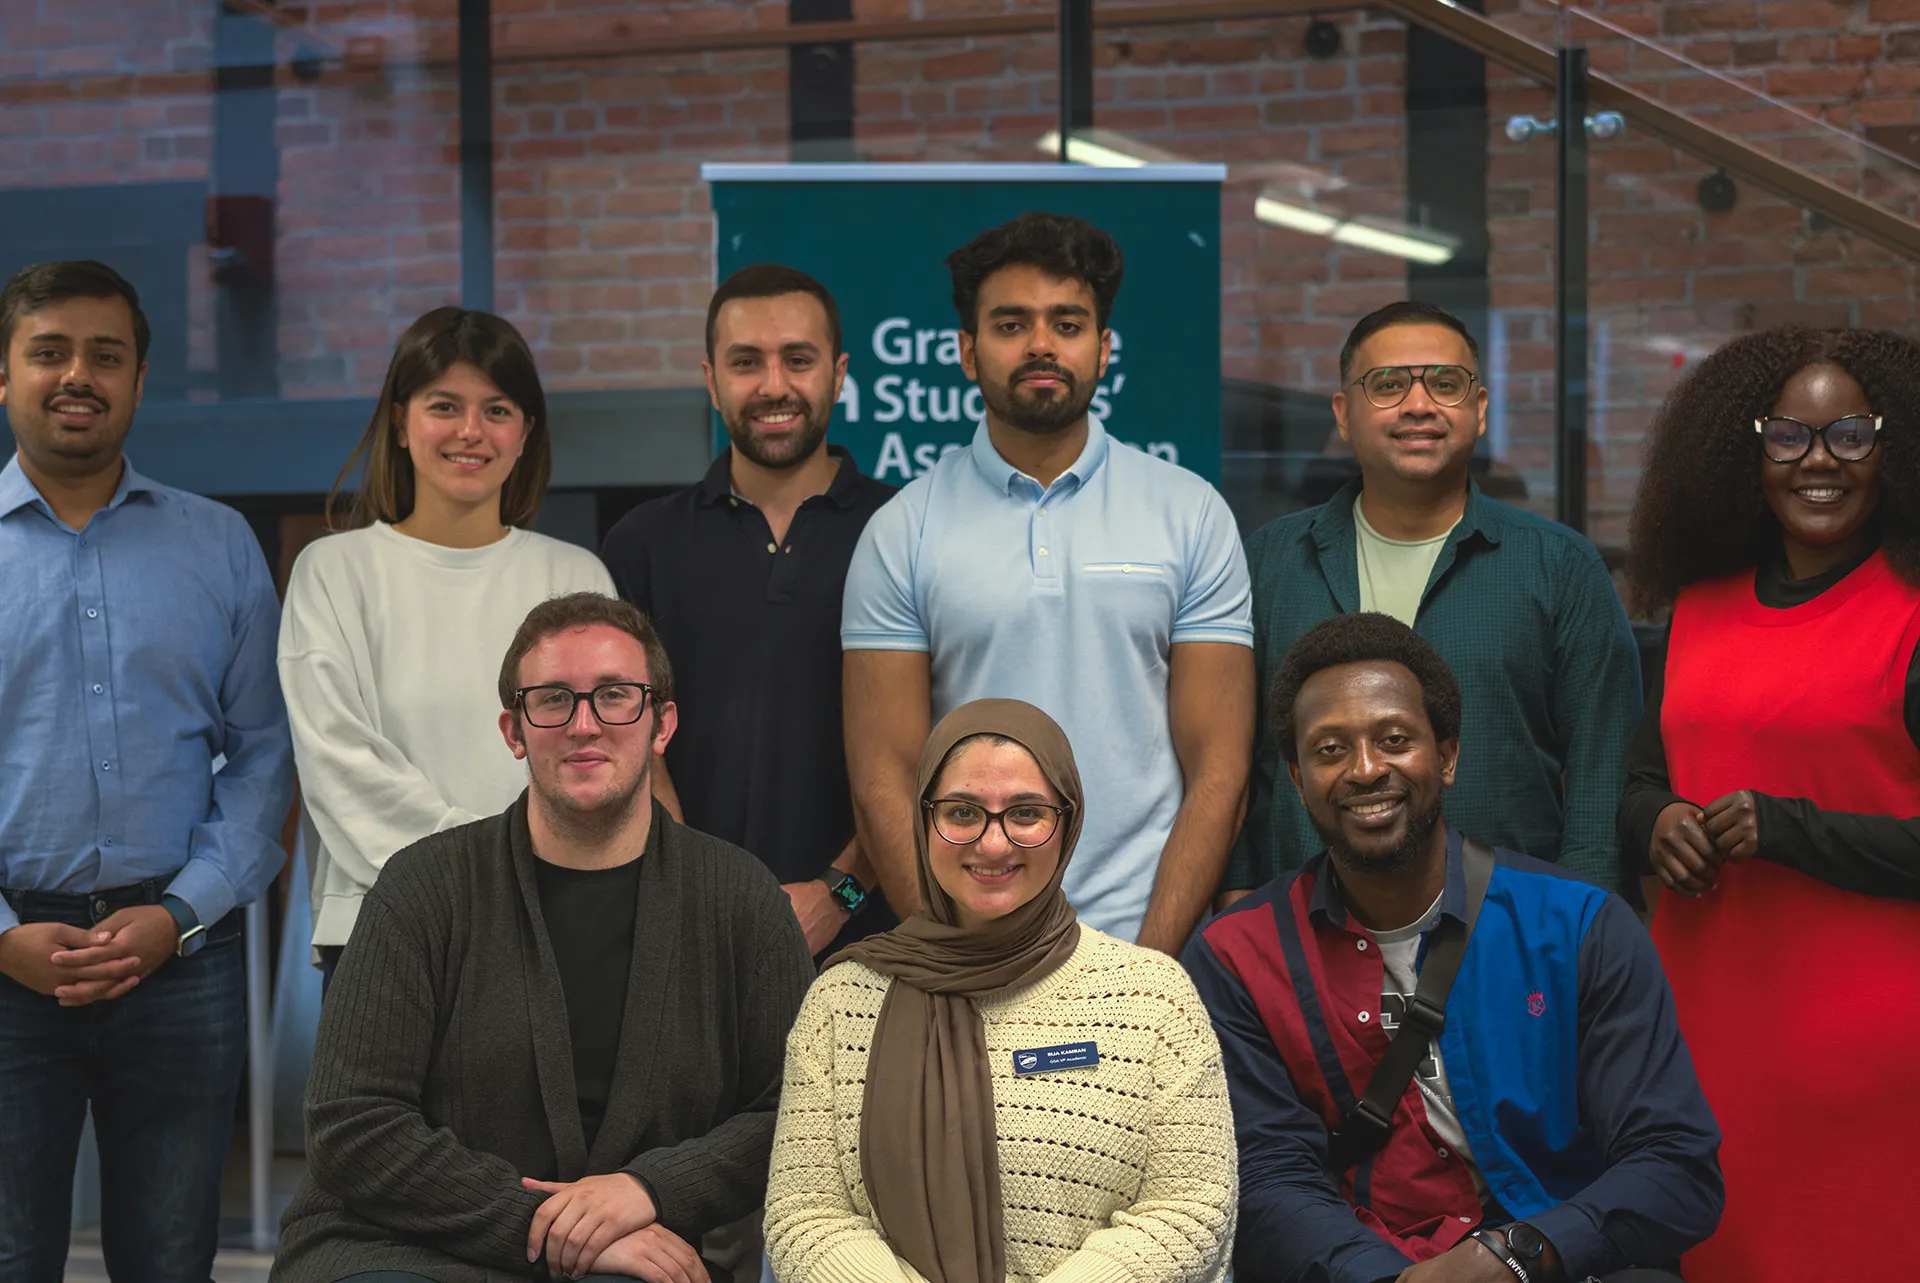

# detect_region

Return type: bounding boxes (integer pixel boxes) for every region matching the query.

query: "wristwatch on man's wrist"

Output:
[1500,1222,1552,1278]
[161,895,207,958]
[818,869,869,917]
[1468,1227,1531,1283]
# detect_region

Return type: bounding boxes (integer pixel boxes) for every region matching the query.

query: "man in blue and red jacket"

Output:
[1186,613,1721,1283]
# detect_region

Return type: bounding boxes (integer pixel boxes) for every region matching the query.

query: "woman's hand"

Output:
[1650,800,1720,896]
[1702,790,1760,863]
[591,1222,707,1283]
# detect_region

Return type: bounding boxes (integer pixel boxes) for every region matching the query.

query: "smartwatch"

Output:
[1468,1227,1531,1283]
[1501,1222,1551,1276]
[819,869,870,918]
[161,895,208,958]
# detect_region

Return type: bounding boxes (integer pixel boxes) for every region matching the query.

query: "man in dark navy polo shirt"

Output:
[601,264,895,955]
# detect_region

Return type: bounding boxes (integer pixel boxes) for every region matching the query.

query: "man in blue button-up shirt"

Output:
[0,261,294,1282]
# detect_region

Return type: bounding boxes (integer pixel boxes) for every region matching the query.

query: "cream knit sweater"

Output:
[765,928,1237,1283]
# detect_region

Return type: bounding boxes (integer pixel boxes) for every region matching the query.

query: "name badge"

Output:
[1012,1041,1099,1075]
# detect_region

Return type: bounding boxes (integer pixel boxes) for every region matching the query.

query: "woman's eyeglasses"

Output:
[923,798,1070,848]
[1754,414,1881,464]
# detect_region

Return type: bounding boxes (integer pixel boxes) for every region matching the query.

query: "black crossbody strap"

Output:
[1326,838,1495,1173]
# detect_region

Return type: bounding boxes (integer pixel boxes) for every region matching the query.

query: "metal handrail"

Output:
[1362,0,1920,262]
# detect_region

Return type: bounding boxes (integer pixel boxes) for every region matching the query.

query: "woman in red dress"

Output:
[1620,327,1920,1283]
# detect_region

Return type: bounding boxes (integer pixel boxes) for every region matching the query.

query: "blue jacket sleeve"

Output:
[1183,933,1414,1283]
[168,515,295,926]
[1526,895,1724,1276]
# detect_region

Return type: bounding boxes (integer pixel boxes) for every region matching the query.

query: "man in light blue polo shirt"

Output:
[843,212,1253,950]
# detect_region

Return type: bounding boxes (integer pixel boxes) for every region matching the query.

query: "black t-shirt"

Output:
[533,855,641,1149]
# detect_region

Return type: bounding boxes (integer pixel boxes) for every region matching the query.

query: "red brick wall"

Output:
[3,0,1917,550]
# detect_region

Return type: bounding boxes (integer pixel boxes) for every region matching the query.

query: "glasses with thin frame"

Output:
[923,797,1071,848]
[1754,414,1881,464]
[516,682,655,729]
[1350,364,1479,409]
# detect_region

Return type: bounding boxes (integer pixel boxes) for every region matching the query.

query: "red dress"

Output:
[1655,550,1920,1282]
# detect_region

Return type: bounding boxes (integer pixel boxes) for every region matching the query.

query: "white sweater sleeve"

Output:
[279,551,484,883]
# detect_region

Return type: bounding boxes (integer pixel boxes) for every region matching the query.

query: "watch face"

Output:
[1505,1224,1547,1260]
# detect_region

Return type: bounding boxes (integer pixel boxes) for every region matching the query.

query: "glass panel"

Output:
[1097,12,1556,529]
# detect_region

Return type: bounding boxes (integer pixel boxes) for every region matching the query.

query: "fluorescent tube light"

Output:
[1036,131,1458,264]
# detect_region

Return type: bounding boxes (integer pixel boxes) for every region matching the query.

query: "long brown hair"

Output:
[327,307,553,529]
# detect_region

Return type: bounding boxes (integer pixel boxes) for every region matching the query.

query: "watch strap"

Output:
[161,895,207,957]
[1468,1228,1531,1283]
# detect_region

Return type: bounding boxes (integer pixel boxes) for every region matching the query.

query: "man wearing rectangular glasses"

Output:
[1220,301,1641,903]
[273,592,813,1283]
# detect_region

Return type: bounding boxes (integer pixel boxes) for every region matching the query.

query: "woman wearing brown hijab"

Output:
[764,699,1237,1283]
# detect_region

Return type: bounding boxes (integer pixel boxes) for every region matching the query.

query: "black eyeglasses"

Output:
[1351,364,1480,409]
[923,797,1071,848]
[1754,414,1881,464]
[515,682,655,729]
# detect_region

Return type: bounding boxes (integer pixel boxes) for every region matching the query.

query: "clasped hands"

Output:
[0,905,178,1007]
[1649,789,1760,897]
[523,1172,706,1283]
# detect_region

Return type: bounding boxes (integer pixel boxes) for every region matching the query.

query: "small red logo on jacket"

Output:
[1527,990,1546,1017]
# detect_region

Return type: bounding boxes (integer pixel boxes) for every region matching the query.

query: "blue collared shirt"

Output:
[0,455,294,935]
[842,417,1253,939]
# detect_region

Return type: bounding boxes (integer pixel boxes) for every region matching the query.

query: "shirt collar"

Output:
[1309,475,1501,550]
[697,444,868,510]
[0,454,158,523]
[968,414,1111,497]
[1309,823,1468,931]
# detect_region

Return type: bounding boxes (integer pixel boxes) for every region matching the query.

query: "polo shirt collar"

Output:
[1309,475,1501,551]
[1309,823,1469,931]
[0,453,157,522]
[696,443,868,510]
[968,414,1112,496]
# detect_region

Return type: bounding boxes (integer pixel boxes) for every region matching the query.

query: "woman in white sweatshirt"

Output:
[279,308,613,988]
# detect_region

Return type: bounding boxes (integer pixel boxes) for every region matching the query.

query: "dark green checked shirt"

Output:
[1225,477,1641,892]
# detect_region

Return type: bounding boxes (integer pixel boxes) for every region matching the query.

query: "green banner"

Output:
[704,163,1225,484]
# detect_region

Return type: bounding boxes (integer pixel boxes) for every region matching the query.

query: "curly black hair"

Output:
[946,211,1125,334]
[1626,326,1920,614]
[1269,613,1463,763]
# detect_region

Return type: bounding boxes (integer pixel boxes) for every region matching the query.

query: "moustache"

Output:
[741,396,814,422]
[1332,779,1406,806]
[1011,362,1075,389]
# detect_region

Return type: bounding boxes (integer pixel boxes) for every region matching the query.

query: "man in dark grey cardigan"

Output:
[273,593,815,1283]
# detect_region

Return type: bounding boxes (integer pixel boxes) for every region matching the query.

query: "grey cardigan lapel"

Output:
[506,798,591,1179]
[587,800,684,1172]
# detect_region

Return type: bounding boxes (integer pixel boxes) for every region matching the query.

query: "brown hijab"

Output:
[828,698,1084,1283]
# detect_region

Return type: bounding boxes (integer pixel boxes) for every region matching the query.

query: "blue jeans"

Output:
[0,884,248,1283]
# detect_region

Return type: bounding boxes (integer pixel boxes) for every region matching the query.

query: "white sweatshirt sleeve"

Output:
[279,546,485,889]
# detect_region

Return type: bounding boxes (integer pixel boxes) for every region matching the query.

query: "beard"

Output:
[1309,786,1444,879]
[528,744,652,847]
[979,360,1097,435]
[722,392,831,469]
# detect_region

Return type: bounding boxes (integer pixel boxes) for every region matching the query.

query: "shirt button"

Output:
[86,608,99,619]
[1438,1147,1450,1159]
[729,498,739,507]
[1356,939,1369,951]
[1037,547,1048,557]
[766,542,776,553]
[101,760,112,771]
[1357,1010,1371,1023]
[1037,506,1046,516]
[1122,563,1133,573]
[1459,1216,1473,1224]
[92,684,104,695]
[103,837,114,847]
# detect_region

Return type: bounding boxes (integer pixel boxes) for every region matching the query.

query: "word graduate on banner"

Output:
[703,162,1226,484]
